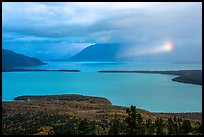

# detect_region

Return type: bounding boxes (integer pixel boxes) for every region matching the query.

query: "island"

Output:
[98,70,202,85]
[2,69,80,72]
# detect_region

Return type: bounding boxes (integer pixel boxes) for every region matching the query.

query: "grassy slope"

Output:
[2,94,202,135]
[3,94,202,122]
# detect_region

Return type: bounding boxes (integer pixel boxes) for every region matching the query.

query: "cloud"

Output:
[3,2,201,40]
[2,2,202,62]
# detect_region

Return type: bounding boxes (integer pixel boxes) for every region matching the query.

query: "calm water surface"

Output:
[21,61,202,72]
[2,62,202,112]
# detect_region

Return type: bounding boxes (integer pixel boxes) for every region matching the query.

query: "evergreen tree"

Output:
[181,120,192,134]
[177,117,182,135]
[100,113,109,134]
[137,113,145,135]
[174,122,179,135]
[145,119,155,135]
[108,113,121,135]
[173,116,177,122]
[78,118,96,135]
[155,118,165,135]
[167,117,175,135]
[125,105,145,135]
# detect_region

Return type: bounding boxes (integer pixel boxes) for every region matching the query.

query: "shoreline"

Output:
[2,69,80,72]
[3,94,202,114]
[2,100,202,114]
[2,94,202,121]
[3,94,202,135]
[3,69,202,85]
[98,70,202,85]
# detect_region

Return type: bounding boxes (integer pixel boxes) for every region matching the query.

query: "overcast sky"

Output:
[2,2,202,62]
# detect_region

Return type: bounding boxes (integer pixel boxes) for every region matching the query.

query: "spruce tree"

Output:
[155,118,165,135]
[125,105,145,135]
[145,119,155,135]
[108,113,121,135]
[167,117,175,135]
[181,120,192,134]
[78,118,96,135]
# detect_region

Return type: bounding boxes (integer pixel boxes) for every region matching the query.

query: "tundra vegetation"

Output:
[2,95,202,135]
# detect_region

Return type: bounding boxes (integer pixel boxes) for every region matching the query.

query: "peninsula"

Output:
[2,94,202,135]
[3,69,80,72]
[98,70,202,85]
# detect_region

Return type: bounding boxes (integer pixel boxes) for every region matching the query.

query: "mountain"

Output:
[2,49,46,71]
[68,43,124,61]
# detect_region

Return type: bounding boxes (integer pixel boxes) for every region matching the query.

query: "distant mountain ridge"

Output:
[2,49,46,71]
[68,43,124,61]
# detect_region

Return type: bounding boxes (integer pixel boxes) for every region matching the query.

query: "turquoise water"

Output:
[2,63,202,112]
[21,61,202,72]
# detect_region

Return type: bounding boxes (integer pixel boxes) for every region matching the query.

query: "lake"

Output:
[2,61,202,112]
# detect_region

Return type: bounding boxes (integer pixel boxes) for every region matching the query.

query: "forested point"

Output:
[2,95,202,135]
